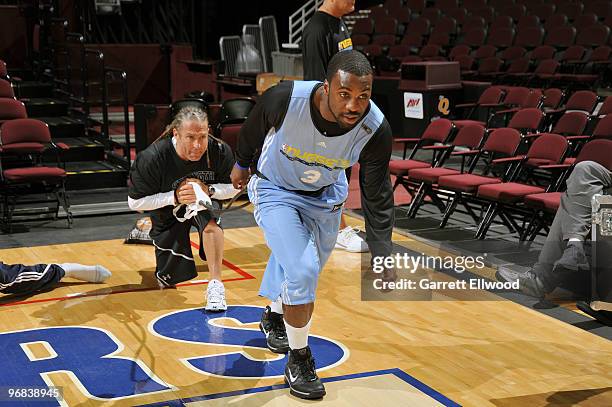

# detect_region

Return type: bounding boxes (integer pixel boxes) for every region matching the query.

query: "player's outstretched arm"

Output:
[358,119,395,258]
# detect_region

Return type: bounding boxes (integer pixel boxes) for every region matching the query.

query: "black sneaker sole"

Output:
[576,301,612,326]
[284,376,326,400]
[259,322,290,354]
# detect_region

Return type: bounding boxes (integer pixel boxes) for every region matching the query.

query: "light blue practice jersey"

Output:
[257,81,385,192]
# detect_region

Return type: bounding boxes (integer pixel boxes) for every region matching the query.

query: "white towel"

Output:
[173,182,213,222]
[209,183,242,200]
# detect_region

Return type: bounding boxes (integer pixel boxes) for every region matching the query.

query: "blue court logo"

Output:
[0,326,172,405]
[0,305,348,404]
[149,305,349,378]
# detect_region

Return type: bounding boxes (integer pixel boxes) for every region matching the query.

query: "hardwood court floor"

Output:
[0,217,611,406]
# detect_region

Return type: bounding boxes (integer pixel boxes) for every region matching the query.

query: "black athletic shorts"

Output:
[149,203,221,287]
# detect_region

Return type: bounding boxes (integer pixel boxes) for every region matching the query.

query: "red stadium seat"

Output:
[463,27,486,47]
[544,13,569,31]
[474,133,568,239]
[557,2,584,21]
[500,46,527,62]
[486,27,515,48]
[576,24,610,48]
[436,127,523,228]
[452,86,505,128]
[406,124,487,218]
[0,99,27,125]
[551,111,590,137]
[514,26,545,48]
[0,79,15,98]
[507,107,545,133]
[0,118,71,231]
[543,88,565,111]
[544,26,576,48]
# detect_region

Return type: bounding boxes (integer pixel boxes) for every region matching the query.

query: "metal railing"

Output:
[286,0,324,47]
[52,30,131,169]
[104,67,130,168]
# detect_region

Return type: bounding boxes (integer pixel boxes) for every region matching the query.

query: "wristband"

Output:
[234,162,250,170]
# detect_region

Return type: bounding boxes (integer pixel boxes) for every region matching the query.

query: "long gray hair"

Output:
[160,106,209,139]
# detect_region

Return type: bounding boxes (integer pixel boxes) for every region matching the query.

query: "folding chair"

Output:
[389,119,454,194]
[542,88,565,112]
[474,133,568,239]
[406,124,487,218]
[0,119,71,232]
[452,86,505,128]
[436,128,523,228]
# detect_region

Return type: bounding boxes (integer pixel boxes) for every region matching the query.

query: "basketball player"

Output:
[128,106,236,311]
[0,262,110,296]
[302,0,367,253]
[231,50,394,399]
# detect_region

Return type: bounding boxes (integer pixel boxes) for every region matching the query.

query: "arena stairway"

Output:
[15,79,129,192]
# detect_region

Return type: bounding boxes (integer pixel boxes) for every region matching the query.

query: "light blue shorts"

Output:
[248,174,346,305]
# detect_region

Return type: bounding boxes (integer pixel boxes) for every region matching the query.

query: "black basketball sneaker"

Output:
[259,306,289,353]
[284,346,326,399]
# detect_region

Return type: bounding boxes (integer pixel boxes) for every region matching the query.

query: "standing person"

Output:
[128,107,237,311]
[231,50,394,400]
[302,0,366,252]
[1,262,111,296]
[302,0,355,81]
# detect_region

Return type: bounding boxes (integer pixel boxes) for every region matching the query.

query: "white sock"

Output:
[270,297,283,314]
[284,318,312,350]
[568,238,583,242]
[59,263,111,283]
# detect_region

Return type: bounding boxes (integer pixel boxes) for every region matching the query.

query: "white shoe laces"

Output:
[207,281,225,304]
[339,226,361,239]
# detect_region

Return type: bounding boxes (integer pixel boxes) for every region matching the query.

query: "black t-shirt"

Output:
[236,81,394,258]
[302,11,352,81]
[128,136,234,230]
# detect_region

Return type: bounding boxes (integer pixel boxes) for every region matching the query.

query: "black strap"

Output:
[203,187,250,217]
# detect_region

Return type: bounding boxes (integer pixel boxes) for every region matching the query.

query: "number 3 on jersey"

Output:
[301,170,321,184]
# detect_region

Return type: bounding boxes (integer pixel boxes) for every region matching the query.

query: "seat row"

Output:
[388,90,612,239]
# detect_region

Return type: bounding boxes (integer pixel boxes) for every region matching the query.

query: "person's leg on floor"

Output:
[1,263,65,296]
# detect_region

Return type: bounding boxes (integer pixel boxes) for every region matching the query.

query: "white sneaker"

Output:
[335,226,369,253]
[205,279,227,312]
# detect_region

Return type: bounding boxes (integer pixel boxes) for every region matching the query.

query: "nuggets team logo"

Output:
[338,38,353,51]
[281,143,350,171]
[0,306,348,405]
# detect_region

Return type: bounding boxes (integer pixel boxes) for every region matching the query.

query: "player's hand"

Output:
[230,164,250,190]
[176,178,209,205]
